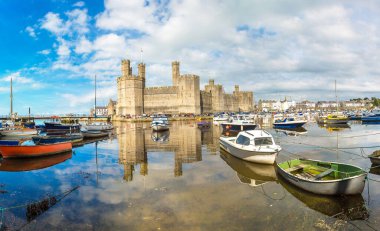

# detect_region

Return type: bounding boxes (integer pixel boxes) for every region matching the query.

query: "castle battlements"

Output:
[179,74,200,80]
[144,86,178,95]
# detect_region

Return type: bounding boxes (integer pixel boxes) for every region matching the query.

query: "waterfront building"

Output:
[258,98,296,112]
[114,59,254,117]
[90,106,108,117]
[296,100,316,111]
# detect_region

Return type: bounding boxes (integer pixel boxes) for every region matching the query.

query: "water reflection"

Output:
[278,174,369,220]
[369,164,380,175]
[220,150,277,187]
[318,123,351,132]
[0,151,72,171]
[151,130,170,143]
[116,122,221,180]
[275,127,308,136]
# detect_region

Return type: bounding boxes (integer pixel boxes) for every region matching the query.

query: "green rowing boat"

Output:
[276,158,367,195]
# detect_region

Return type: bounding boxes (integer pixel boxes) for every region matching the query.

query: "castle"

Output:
[116,59,253,116]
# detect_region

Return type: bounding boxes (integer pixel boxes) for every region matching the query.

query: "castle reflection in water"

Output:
[115,121,221,181]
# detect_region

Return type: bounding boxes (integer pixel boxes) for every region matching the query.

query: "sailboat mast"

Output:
[10,77,13,119]
[94,75,97,119]
[335,80,338,113]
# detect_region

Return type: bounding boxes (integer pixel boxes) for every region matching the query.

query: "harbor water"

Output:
[0,121,379,230]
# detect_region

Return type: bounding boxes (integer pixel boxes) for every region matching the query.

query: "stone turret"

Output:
[117,60,144,116]
[234,85,239,93]
[121,59,130,76]
[172,61,180,86]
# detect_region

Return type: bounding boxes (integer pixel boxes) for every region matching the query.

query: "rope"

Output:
[284,139,362,157]
[296,131,380,139]
[0,186,79,212]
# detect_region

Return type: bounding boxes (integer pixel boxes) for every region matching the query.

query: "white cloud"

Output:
[38,49,51,55]
[25,26,36,38]
[57,38,71,57]
[2,72,32,84]
[41,12,65,35]
[75,36,92,54]
[92,33,128,59]
[73,1,85,7]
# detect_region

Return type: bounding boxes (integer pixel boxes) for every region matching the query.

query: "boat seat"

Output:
[286,164,307,173]
[312,169,334,180]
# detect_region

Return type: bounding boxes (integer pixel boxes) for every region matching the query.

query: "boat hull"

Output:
[82,124,113,131]
[219,138,278,164]
[0,129,37,137]
[32,134,83,144]
[276,162,366,195]
[221,123,257,132]
[82,131,110,138]
[152,125,169,132]
[273,122,306,129]
[0,142,72,158]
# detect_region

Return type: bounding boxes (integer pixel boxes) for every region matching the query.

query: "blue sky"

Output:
[0,0,379,115]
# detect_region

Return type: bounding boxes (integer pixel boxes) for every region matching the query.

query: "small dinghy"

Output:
[82,130,110,138]
[0,142,72,159]
[276,158,367,195]
[219,130,281,164]
[368,150,380,165]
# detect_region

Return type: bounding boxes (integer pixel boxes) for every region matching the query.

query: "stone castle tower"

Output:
[117,59,145,116]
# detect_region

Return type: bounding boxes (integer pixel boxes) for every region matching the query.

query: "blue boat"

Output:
[0,140,19,146]
[44,119,80,134]
[273,117,307,129]
[32,133,83,145]
[362,110,380,124]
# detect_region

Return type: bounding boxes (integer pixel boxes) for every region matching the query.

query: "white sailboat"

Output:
[82,75,113,133]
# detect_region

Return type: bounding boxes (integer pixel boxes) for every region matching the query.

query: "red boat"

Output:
[0,142,72,159]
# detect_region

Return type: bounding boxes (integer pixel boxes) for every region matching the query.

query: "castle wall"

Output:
[144,86,179,114]
[200,90,212,114]
[224,94,238,112]
[236,91,254,112]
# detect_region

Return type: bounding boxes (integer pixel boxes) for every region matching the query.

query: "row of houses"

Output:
[91,98,372,116]
[258,99,372,112]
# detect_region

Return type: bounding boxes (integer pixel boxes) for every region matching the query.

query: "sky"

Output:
[0,0,379,115]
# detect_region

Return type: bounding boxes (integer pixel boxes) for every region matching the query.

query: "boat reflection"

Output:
[318,123,351,132]
[151,130,170,143]
[278,174,369,220]
[275,127,307,136]
[220,149,277,187]
[0,151,72,172]
[369,164,380,175]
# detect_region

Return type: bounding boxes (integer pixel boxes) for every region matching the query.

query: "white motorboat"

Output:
[82,122,113,131]
[213,114,229,125]
[219,130,281,164]
[221,115,257,131]
[151,117,169,131]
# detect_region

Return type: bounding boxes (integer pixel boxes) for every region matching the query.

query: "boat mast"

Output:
[335,80,338,113]
[10,77,13,120]
[94,75,97,119]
